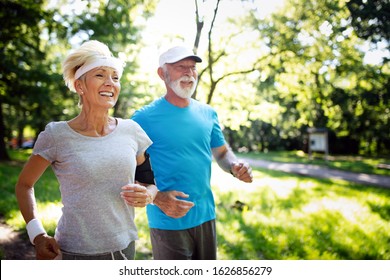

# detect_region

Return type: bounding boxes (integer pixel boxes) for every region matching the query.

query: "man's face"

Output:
[165,59,198,99]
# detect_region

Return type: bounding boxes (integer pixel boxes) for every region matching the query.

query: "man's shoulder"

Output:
[137,97,165,113]
[132,97,164,123]
[192,98,213,107]
[191,98,217,114]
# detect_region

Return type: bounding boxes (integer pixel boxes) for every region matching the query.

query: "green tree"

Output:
[346,0,390,46]
[192,0,260,106]
[0,0,67,161]
[0,0,157,161]
[242,0,389,155]
[64,0,157,118]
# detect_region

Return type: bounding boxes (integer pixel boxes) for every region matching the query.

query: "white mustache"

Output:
[179,76,196,83]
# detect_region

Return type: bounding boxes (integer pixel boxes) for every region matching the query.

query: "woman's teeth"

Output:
[100,92,113,97]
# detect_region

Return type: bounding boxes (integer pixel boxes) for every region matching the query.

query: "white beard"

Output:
[169,76,197,99]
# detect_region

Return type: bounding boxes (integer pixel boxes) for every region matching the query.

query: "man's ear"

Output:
[157,67,165,81]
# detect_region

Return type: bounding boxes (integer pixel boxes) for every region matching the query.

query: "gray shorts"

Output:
[61,241,135,260]
[150,219,216,260]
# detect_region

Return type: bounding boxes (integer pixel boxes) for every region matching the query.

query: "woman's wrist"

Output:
[146,185,158,204]
[26,218,47,245]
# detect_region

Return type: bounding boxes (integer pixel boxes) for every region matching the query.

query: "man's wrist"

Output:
[152,191,163,207]
[229,163,236,177]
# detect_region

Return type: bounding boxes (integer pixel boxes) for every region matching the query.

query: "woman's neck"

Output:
[68,110,117,137]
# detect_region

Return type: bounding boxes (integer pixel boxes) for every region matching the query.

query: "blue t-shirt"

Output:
[132,97,225,230]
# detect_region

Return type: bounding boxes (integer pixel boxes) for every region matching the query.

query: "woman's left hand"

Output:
[121,183,153,207]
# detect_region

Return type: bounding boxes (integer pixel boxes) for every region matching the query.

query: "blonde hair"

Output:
[62,40,123,93]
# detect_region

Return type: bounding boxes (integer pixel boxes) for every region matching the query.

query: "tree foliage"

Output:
[0,0,389,159]
[53,0,157,118]
[0,0,68,160]
[228,0,390,155]
[0,0,156,160]
[346,0,390,46]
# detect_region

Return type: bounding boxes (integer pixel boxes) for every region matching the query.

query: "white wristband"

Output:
[26,218,46,245]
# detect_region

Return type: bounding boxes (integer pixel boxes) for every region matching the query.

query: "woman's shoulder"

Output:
[34,121,67,150]
[117,118,142,129]
[42,121,68,133]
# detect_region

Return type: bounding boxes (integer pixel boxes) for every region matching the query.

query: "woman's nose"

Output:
[104,76,115,85]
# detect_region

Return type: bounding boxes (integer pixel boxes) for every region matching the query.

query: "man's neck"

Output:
[164,92,191,108]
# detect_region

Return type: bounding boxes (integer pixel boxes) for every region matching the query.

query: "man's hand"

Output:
[153,191,195,218]
[231,162,253,183]
[34,234,61,260]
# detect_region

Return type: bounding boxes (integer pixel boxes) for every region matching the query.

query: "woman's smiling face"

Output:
[80,66,121,109]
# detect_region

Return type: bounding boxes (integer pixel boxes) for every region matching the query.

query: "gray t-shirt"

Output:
[33,118,152,255]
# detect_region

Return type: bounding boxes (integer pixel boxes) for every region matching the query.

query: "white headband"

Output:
[75,56,124,80]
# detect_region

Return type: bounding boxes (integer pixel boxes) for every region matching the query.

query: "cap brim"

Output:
[187,55,202,63]
[167,55,202,64]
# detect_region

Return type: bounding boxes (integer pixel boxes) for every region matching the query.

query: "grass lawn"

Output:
[1,149,389,260]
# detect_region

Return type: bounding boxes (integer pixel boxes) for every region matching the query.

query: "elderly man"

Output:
[132,46,253,260]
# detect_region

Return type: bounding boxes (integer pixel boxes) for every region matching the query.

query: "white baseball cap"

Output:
[159,46,202,67]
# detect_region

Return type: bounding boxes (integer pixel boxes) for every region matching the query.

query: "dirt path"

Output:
[240,157,390,188]
[0,219,35,260]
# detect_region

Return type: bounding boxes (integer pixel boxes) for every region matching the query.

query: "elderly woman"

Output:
[15,40,157,260]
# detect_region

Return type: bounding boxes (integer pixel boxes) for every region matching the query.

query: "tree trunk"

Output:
[0,100,11,161]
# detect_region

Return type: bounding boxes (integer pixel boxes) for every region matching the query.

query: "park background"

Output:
[0,0,389,260]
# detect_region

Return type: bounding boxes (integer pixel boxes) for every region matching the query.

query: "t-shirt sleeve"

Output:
[32,123,57,163]
[210,110,226,148]
[133,121,153,156]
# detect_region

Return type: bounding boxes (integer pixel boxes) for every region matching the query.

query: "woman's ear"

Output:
[74,80,83,94]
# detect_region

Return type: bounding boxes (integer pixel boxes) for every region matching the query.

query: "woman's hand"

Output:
[34,234,61,260]
[121,183,156,207]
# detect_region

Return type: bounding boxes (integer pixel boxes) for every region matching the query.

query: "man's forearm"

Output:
[213,146,238,173]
